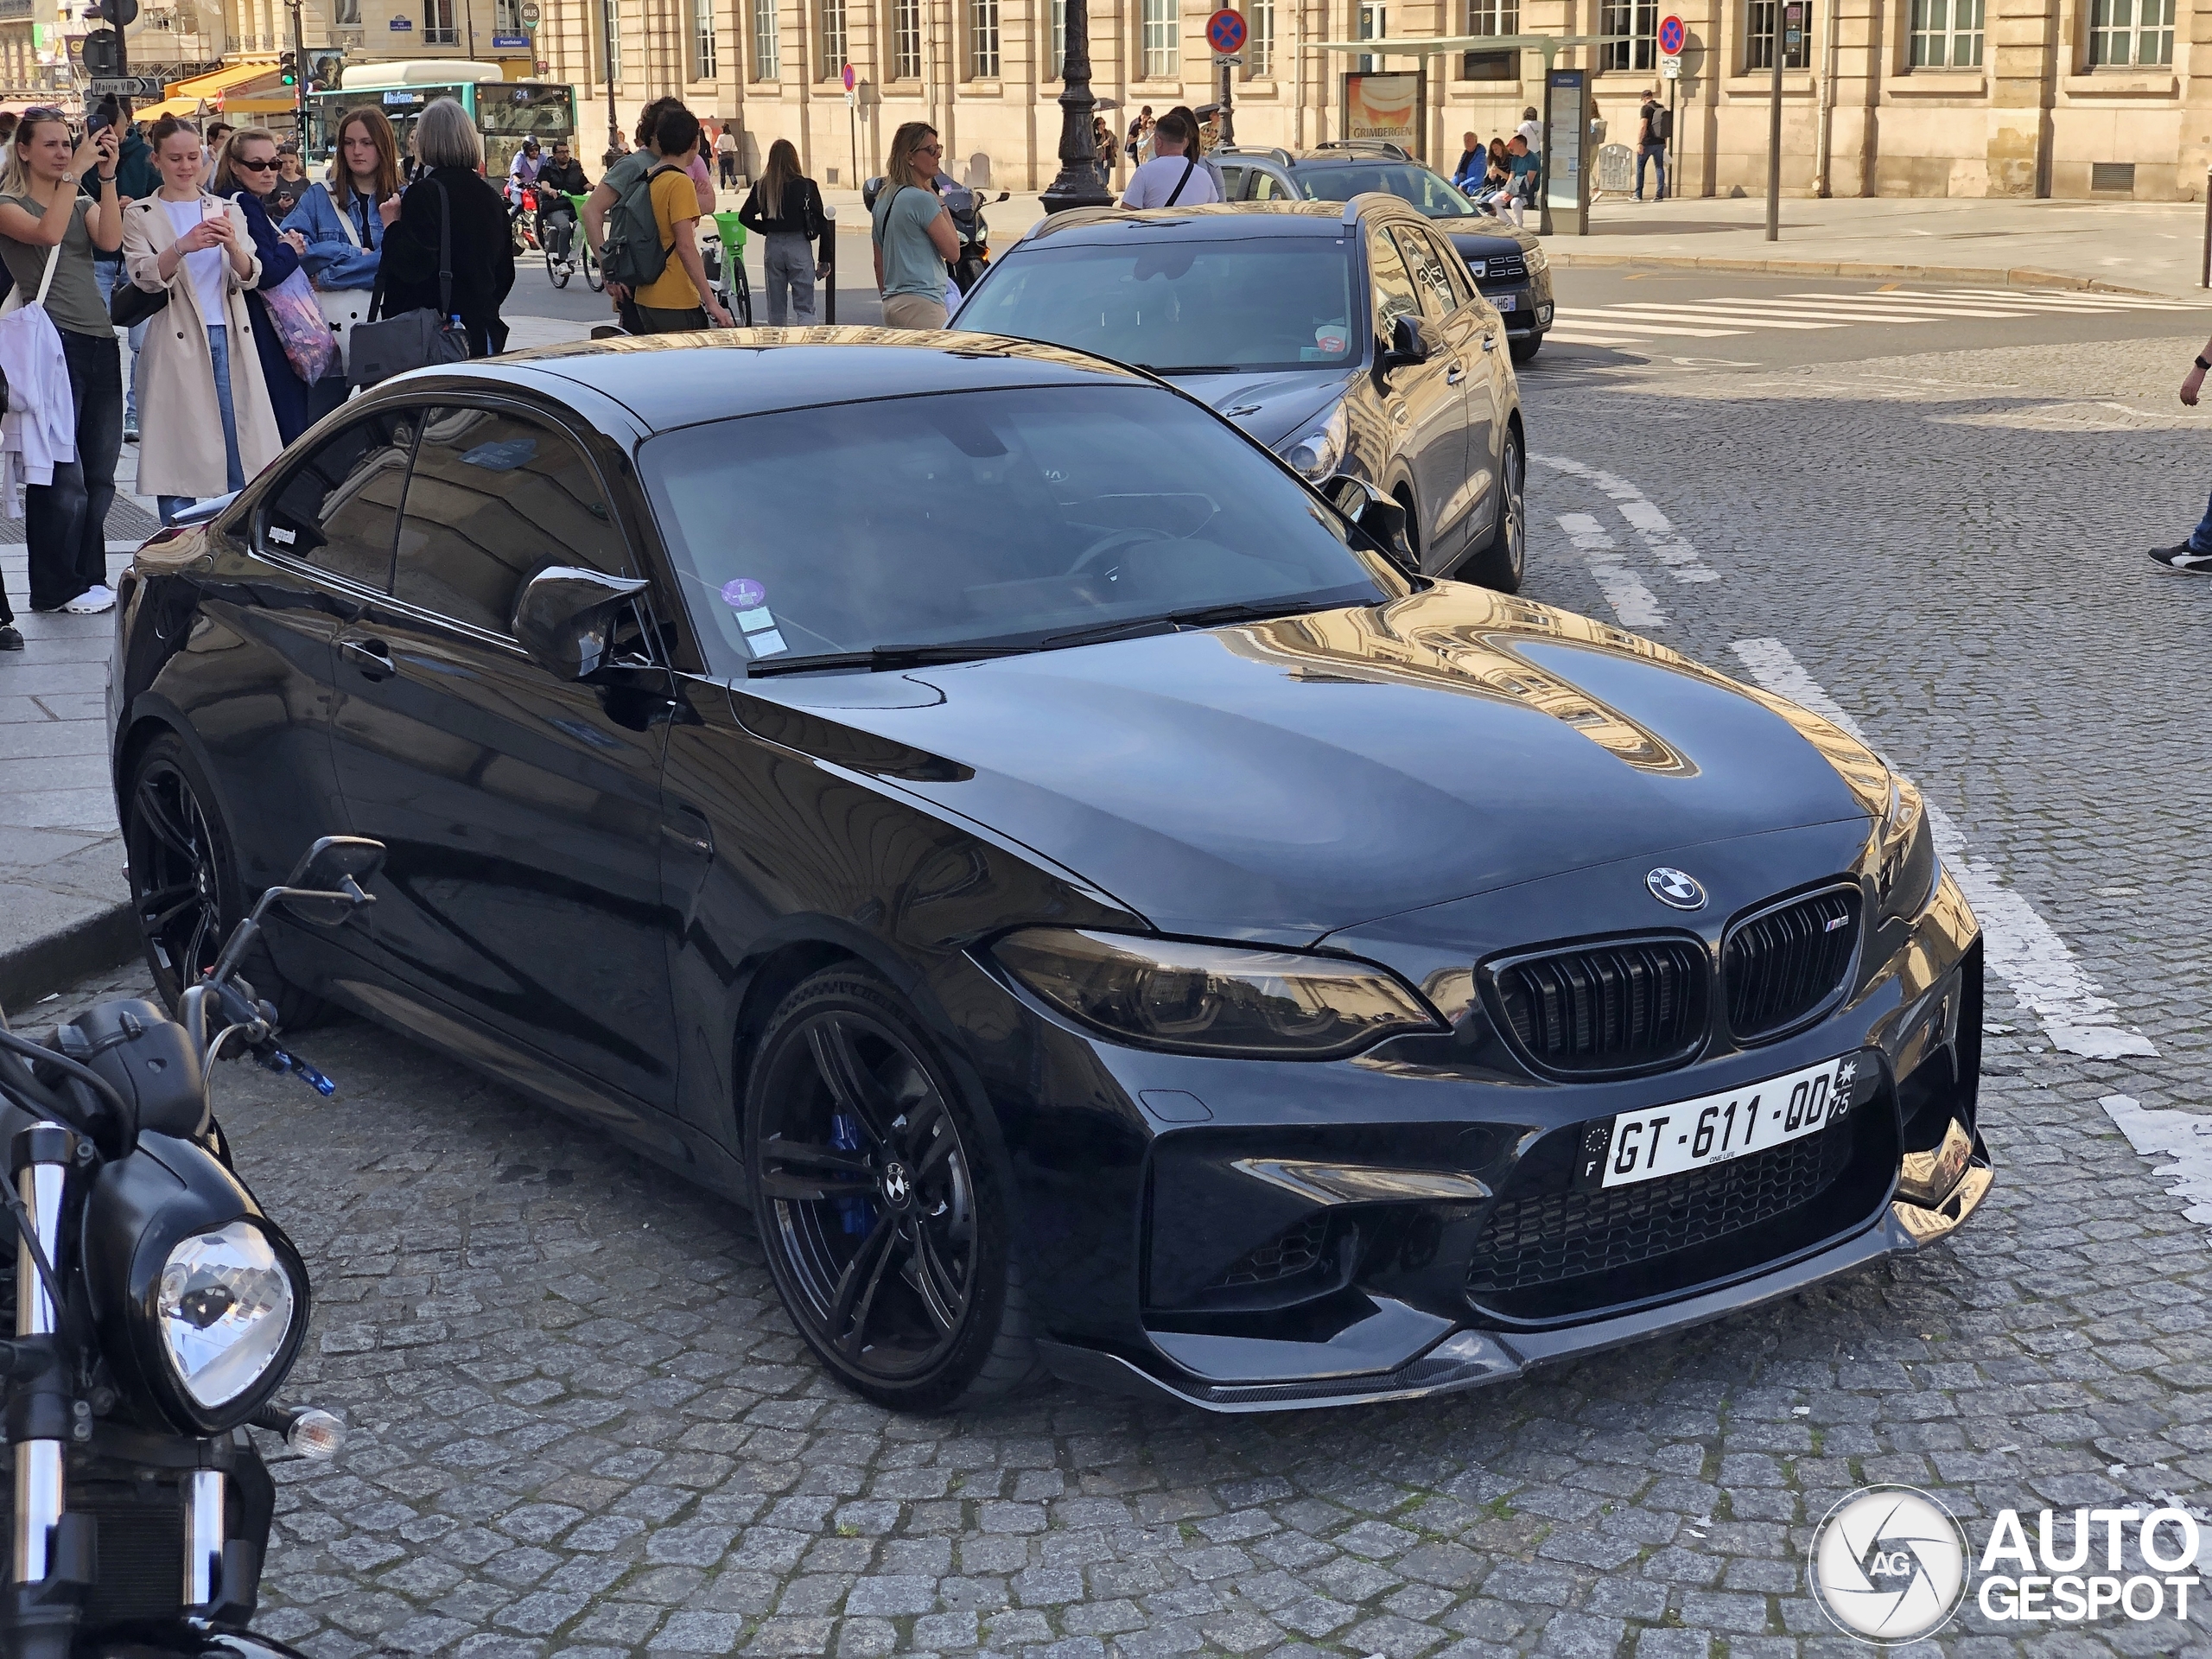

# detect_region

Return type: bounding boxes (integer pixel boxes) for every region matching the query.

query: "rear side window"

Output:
[1391,226,1459,318]
[392,406,628,637]
[1367,230,1421,340]
[257,409,417,591]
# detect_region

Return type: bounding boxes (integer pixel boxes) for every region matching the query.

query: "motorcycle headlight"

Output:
[1283,402,1350,480]
[991,928,1443,1058]
[158,1220,298,1410]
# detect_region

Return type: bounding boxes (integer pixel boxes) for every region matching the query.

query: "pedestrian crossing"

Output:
[1545,285,2205,347]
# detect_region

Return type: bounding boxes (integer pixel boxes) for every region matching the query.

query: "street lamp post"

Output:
[1040,0,1111,212]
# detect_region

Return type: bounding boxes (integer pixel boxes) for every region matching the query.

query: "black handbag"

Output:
[346,177,469,390]
[109,275,166,329]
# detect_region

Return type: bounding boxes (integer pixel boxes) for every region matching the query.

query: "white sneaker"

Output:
[62,584,116,614]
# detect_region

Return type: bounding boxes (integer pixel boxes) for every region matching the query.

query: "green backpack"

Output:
[599,160,683,291]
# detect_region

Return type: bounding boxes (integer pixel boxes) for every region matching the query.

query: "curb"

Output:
[1543,250,2175,298]
[0,903,139,1019]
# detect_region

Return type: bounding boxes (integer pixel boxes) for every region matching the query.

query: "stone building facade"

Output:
[329,0,2211,199]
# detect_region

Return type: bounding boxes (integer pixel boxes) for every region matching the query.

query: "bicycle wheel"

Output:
[734,264,753,327]
[544,238,569,289]
[582,238,604,292]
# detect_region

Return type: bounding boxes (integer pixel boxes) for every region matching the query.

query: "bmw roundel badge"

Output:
[1646,868,1707,910]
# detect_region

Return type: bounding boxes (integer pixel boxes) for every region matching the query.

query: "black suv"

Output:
[1213,142,1554,363]
[953,195,1525,590]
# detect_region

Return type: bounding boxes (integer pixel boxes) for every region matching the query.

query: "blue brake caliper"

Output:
[830,1113,873,1236]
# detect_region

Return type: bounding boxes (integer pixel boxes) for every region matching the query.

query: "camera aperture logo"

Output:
[1809,1485,1969,1643]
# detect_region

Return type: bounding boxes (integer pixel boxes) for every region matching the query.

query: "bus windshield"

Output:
[477,84,574,143]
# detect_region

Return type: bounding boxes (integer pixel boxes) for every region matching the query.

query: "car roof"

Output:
[1021,196,1425,248]
[420,329,1154,435]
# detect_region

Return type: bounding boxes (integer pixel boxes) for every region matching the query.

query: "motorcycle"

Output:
[860,173,1011,295]
[0,836,380,1659]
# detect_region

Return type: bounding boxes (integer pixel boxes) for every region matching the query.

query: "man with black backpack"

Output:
[595,105,732,334]
[1637,91,1671,202]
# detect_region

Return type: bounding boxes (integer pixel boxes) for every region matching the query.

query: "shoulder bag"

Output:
[315,191,378,372]
[346,177,469,391]
[106,200,169,328]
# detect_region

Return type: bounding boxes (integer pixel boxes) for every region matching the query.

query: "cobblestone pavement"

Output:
[29,327,2212,1659]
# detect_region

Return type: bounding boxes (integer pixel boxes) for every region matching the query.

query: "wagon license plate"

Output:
[1492,293,1517,311]
[1586,1054,1856,1191]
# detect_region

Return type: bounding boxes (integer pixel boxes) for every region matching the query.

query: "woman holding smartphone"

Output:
[121,115,282,524]
[0,106,125,633]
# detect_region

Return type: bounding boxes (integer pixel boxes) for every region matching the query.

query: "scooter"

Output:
[0,836,379,1659]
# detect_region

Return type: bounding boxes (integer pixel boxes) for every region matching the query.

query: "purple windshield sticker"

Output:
[721,578,766,609]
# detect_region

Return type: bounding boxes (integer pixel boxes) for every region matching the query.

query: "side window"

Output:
[1251,171,1289,200]
[1423,229,1478,308]
[1367,229,1422,340]
[393,405,628,637]
[1217,164,1246,200]
[256,408,417,590]
[1391,226,1459,319]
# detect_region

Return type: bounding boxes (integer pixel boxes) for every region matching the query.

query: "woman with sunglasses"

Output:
[213,124,313,444]
[871,122,958,331]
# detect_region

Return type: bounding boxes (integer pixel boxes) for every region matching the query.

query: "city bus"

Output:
[304,61,575,175]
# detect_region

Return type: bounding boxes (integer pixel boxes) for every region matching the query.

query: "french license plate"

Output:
[1577,1054,1858,1191]
[1493,293,1517,311]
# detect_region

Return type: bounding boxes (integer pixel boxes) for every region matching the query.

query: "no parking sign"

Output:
[1657,14,1686,55]
[1205,9,1247,54]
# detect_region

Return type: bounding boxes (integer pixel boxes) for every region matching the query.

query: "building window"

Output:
[821,0,849,77]
[893,0,922,77]
[1249,0,1273,73]
[969,0,999,75]
[1600,0,1656,70]
[2088,0,2174,66]
[1745,0,1809,69]
[423,0,457,45]
[1462,0,1516,77]
[1354,1,1384,73]
[694,0,717,77]
[601,0,621,79]
[1051,0,1065,77]
[1908,0,1981,67]
[753,0,779,77]
[334,0,360,23]
[1141,0,1175,78]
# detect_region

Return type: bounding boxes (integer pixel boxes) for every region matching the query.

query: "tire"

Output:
[123,732,326,1027]
[744,966,1040,1413]
[546,244,569,289]
[582,244,605,293]
[1510,332,1541,365]
[1459,427,1526,594]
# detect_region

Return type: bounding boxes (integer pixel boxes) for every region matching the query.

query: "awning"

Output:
[159,60,279,105]
[223,79,302,118]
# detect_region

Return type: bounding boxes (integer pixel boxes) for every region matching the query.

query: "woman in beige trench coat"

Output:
[121,115,283,521]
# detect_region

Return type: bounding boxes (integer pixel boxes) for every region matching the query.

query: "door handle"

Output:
[1446,363,1466,384]
[341,639,395,681]
[1481,334,1499,353]
[663,803,715,858]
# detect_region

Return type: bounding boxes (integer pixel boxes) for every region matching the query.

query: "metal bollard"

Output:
[2202,165,2211,289]
[822,207,838,325]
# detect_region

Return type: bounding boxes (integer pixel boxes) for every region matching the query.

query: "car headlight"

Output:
[1874,773,1939,922]
[1522,243,1548,275]
[1283,402,1349,480]
[991,928,1443,1058]
[158,1220,297,1410]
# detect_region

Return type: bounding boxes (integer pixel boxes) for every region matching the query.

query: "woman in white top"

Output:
[121,115,283,524]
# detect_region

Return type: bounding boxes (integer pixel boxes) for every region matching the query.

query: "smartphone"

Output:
[86,112,111,138]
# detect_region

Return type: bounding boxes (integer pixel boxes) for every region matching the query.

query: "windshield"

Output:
[954,238,1358,374]
[478,83,575,142]
[1296,163,1476,218]
[643,384,1399,675]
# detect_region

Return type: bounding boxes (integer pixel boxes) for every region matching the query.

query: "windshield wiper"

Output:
[747,644,1033,677]
[1041,597,1338,652]
[1133,363,1248,375]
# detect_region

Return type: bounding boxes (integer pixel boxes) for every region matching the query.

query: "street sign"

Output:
[1211,53,1242,67]
[100,0,139,26]
[518,0,540,21]
[88,74,162,97]
[842,61,855,91]
[1783,0,1802,48]
[1659,54,1681,79]
[1205,9,1246,55]
[79,27,120,76]
[1656,13,1685,55]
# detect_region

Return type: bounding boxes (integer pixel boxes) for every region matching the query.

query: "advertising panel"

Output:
[1341,70,1425,158]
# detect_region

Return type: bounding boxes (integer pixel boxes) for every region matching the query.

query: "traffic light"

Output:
[279,50,297,86]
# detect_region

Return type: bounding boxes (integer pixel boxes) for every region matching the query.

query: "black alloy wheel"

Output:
[124,733,322,1025]
[1460,429,1525,594]
[746,968,1038,1412]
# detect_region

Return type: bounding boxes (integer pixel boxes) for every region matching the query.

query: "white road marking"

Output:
[1555,512,1667,626]
[1729,639,2157,1060]
[1570,305,1847,331]
[1533,454,1722,583]
[1887,287,2203,310]
[1549,318,1750,338]
[2098,1096,2212,1239]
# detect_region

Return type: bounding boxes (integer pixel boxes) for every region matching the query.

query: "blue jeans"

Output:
[2190,492,2212,552]
[1637,142,1668,200]
[91,254,144,427]
[156,324,245,525]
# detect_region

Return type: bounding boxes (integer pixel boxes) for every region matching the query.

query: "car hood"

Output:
[730,585,1891,944]
[1163,367,1351,451]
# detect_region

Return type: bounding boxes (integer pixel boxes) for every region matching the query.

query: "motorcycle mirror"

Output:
[278,836,385,927]
[995,191,1010,202]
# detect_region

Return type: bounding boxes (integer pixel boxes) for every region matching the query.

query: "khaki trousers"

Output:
[881,293,950,330]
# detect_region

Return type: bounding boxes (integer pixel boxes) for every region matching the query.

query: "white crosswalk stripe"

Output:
[1546,283,2205,346]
